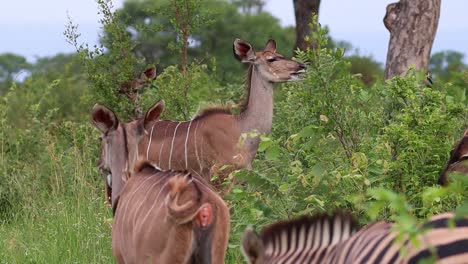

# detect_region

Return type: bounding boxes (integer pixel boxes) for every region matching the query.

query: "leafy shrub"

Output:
[225,18,468,259]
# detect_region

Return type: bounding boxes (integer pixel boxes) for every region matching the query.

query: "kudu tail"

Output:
[167,173,205,224]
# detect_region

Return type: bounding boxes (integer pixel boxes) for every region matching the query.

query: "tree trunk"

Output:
[383,0,441,80]
[293,0,321,52]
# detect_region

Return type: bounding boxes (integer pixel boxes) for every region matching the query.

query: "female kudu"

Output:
[91,105,230,264]
[131,39,306,183]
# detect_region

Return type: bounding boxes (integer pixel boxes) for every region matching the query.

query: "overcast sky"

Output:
[1,0,467,64]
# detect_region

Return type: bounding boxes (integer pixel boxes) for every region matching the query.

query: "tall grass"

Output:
[0,194,112,263]
[0,84,114,263]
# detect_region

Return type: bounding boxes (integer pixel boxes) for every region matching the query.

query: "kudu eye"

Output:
[266,57,276,63]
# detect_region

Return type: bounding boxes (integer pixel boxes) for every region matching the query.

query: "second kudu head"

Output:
[233,38,306,83]
[91,101,165,209]
[438,129,468,185]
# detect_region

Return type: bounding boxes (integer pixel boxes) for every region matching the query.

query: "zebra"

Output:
[241,212,468,263]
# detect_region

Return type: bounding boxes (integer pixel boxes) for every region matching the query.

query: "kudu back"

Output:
[91,104,230,264]
[438,128,468,185]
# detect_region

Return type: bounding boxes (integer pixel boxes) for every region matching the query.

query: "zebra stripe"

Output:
[242,212,468,264]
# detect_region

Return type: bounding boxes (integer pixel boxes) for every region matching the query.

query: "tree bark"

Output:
[383,0,441,80]
[293,0,321,52]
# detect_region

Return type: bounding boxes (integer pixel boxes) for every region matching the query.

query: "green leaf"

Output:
[258,136,272,152]
[265,145,281,160]
[279,184,290,193]
[311,163,325,177]
[298,125,318,138]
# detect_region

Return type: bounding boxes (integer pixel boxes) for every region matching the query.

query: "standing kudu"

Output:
[132,39,306,183]
[438,129,468,185]
[91,105,230,263]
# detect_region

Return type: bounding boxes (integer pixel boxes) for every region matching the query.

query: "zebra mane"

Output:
[260,212,359,253]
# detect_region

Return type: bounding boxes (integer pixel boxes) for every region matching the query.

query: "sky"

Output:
[1,0,467,64]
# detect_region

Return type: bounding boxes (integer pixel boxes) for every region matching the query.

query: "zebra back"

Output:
[241,212,359,264]
[242,212,468,264]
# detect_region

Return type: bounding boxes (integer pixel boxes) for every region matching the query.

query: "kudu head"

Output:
[438,129,468,185]
[233,38,306,83]
[90,101,165,209]
[118,66,157,116]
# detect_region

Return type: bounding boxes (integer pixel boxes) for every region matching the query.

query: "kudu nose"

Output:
[298,64,307,70]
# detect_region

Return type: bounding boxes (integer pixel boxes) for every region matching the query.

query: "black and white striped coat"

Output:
[242,212,468,264]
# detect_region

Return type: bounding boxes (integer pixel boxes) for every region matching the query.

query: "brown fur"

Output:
[112,168,229,264]
[193,107,233,120]
[438,129,468,185]
[238,65,254,112]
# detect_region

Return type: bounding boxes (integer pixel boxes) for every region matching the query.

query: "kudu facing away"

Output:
[134,39,306,182]
[438,129,468,185]
[91,105,230,263]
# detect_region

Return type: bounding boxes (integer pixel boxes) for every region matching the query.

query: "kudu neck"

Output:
[238,65,274,135]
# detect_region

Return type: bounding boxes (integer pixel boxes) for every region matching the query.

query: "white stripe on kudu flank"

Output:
[158,124,170,168]
[184,120,193,169]
[193,121,203,173]
[169,122,182,170]
[136,181,171,236]
[119,175,155,252]
[147,124,155,160]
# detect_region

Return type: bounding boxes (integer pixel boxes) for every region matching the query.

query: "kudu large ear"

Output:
[464,129,468,137]
[91,104,118,134]
[140,66,157,81]
[241,227,264,264]
[264,39,276,53]
[144,100,165,131]
[233,39,256,63]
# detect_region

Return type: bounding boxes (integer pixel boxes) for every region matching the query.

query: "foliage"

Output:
[140,62,233,120]
[112,0,294,82]
[0,80,112,262]
[225,17,468,259]
[429,50,468,103]
[0,53,31,92]
[345,55,383,86]
[3,54,89,126]
[65,0,144,119]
